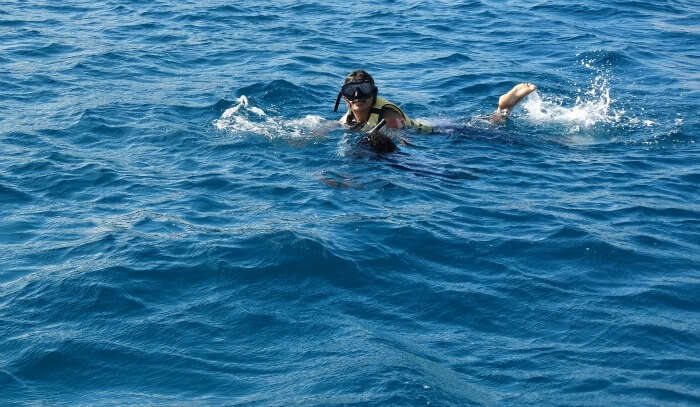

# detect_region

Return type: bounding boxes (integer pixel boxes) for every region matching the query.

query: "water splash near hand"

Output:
[213,95,327,141]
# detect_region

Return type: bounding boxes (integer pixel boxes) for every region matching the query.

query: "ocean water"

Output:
[1,0,699,405]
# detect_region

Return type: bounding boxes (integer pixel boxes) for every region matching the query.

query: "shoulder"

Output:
[373,97,406,128]
[380,108,406,129]
[374,96,405,117]
[374,96,397,109]
[380,108,404,120]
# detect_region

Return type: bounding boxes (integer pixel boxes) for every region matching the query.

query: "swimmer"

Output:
[332,70,536,151]
[335,70,433,133]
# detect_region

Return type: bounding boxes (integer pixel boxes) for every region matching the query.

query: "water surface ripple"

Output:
[1,0,699,405]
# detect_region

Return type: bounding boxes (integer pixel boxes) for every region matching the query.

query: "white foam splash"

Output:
[520,75,623,131]
[519,50,665,141]
[213,95,328,140]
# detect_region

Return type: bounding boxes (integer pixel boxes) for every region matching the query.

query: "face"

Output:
[344,95,372,112]
[341,81,375,113]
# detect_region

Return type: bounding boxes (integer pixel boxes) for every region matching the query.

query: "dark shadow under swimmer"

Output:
[333,70,537,153]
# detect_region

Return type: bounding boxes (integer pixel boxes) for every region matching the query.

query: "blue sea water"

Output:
[1,0,699,405]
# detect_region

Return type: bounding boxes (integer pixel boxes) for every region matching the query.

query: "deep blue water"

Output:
[1,0,699,405]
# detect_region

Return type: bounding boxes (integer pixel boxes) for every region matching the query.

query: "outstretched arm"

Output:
[490,83,537,123]
[310,118,341,138]
[379,109,415,146]
[381,109,406,129]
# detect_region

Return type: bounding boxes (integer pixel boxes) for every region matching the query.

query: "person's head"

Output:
[333,70,379,112]
[343,70,375,87]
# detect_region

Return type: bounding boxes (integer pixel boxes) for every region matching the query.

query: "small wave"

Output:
[13,42,78,58]
[0,183,32,204]
[637,117,695,146]
[577,49,634,69]
[213,95,328,141]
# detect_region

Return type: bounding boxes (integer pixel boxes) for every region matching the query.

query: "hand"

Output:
[382,110,406,129]
[367,132,396,153]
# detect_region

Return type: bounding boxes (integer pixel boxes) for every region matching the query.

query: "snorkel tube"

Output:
[367,118,387,137]
[333,92,342,112]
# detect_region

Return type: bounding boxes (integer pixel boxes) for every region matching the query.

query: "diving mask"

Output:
[334,81,378,111]
[341,81,376,100]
